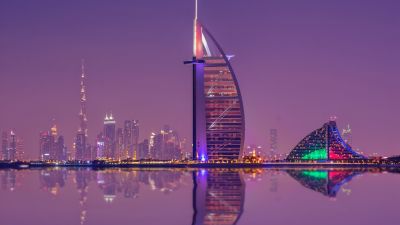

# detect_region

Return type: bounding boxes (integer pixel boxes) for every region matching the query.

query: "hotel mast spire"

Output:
[193,0,198,56]
[79,59,88,137]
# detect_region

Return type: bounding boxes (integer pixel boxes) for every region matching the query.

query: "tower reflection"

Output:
[39,168,67,195]
[287,169,363,197]
[192,169,245,225]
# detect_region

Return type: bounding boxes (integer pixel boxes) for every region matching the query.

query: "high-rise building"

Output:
[75,133,86,161]
[149,125,183,160]
[96,132,105,159]
[116,128,123,160]
[138,139,149,160]
[56,136,67,161]
[39,124,67,161]
[15,137,24,160]
[123,120,139,160]
[185,1,245,161]
[8,131,16,161]
[75,60,89,161]
[79,60,88,137]
[269,128,278,156]
[39,131,52,161]
[1,131,8,160]
[104,114,116,159]
[1,131,18,161]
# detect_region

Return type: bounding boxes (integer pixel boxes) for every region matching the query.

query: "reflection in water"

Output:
[39,168,67,195]
[1,169,18,191]
[287,169,363,197]
[192,169,245,225]
[1,167,399,225]
[75,169,93,225]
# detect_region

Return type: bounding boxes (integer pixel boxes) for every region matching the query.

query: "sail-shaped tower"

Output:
[186,0,245,161]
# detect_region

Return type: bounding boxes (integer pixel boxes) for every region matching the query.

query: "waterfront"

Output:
[0,168,398,225]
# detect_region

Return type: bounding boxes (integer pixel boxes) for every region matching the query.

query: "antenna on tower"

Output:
[195,0,198,20]
[81,59,85,77]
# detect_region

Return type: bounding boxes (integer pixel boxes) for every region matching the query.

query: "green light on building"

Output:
[302,170,328,179]
[301,148,327,160]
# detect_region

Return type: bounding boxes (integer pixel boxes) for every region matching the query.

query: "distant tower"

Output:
[79,60,88,137]
[104,114,116,159]
[75,60,89,160]
[116,128,123,160]
[269,129,278,156]
[1,131,8,160]
[9,131,16,161]
[39,131,52,161]
[123,120,139,160]
[342,124,352,145]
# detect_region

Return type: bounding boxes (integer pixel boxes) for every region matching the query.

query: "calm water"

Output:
[0,168,399,225]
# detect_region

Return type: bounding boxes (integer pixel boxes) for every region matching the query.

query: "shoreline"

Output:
[1,161,400,170]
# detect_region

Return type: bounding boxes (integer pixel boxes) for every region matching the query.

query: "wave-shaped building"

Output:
[286,120,366,162]
[185,0,245,162]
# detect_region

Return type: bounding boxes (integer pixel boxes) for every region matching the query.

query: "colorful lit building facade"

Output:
[187,1,245,161]
[286,120,366,162]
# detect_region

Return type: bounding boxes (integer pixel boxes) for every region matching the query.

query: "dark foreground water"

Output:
[0,168,398,225]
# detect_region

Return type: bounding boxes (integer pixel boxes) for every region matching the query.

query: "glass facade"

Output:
[286,121,365,161]
[193,23,245,161]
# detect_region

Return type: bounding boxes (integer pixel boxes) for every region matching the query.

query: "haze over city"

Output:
[1,0,400,159]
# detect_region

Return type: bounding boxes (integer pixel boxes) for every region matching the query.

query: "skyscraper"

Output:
[8,131,16,161]
[104,114,116,159]
[1,131,8,160]
[149,125,183,160]
[138,139,149,160]
[79,60,88,137]
[123,120,139,160]
[116,128,123,160]
[39,124,67,161]
[39,131,52,161]
[1,131,17,161]
[75,60,89,161]
[185,0,245,161]
[96,132,105,159]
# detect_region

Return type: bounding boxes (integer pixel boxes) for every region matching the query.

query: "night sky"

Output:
[1,0,400,159]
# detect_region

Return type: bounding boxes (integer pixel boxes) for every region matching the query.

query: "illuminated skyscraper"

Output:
[1,131,17,161]
[39,131,52,161]
[138,139,149,160]
[96,132,105,159]
[1,131,8,160]
[39,124,67,161]
[116,128,123,160]
[8,131,16,161]
[149,125,182,160]
[79,60,88,137]
[75,60,89,160]
[185,0,245,161]
[123,120,139,160]
[104,114,116,159]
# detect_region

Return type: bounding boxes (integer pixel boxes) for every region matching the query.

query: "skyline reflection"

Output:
[0,168,398,225]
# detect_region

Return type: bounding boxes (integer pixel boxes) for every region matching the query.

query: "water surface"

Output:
[0,168,398,225]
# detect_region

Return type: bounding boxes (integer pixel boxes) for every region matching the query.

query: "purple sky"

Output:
[1,0,400,159]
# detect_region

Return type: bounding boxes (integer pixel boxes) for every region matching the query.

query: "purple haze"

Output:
[1,0,400,159]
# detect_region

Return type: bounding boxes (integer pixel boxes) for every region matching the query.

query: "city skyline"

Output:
[1,0,400,159]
